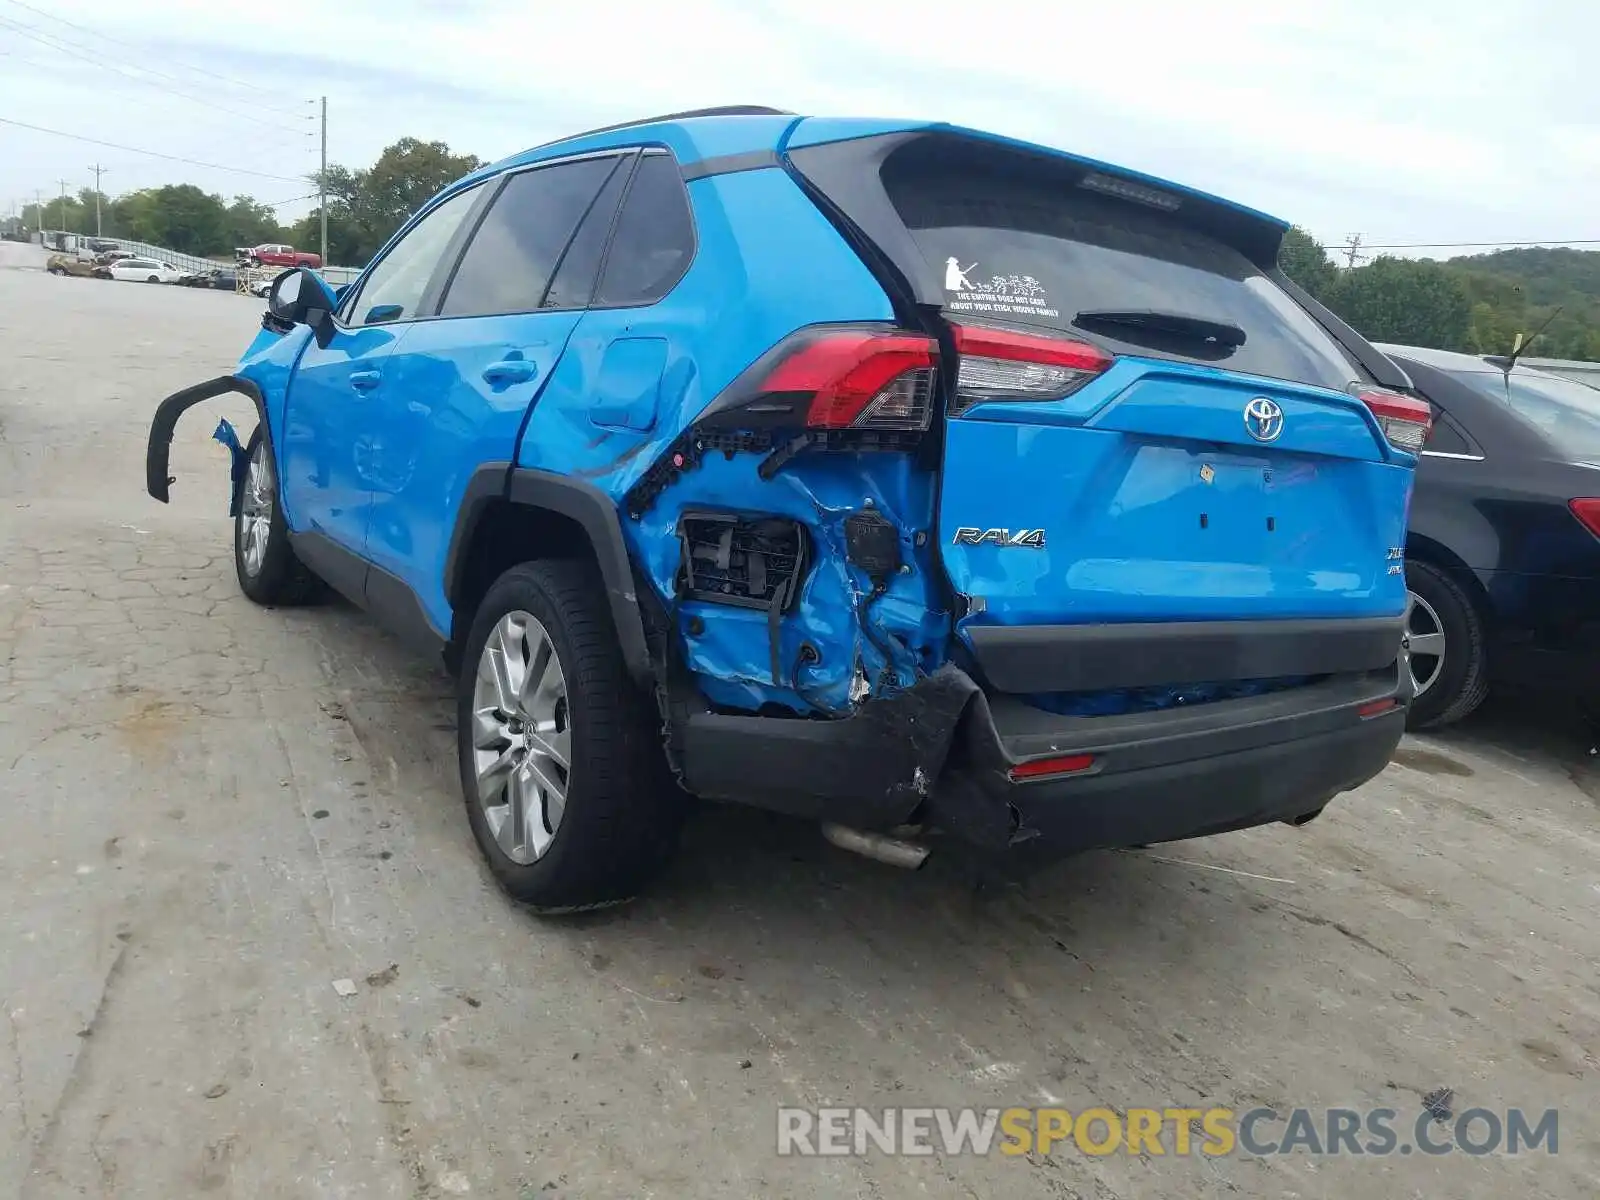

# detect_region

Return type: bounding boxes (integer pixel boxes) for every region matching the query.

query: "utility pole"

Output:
[55,179,69,234]
[319,95,328,268]
[33,189,43,237]
[88,163,107,235]
[1342,233,1364,269]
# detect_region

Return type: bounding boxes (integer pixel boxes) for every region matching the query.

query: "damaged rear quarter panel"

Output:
[511,166,949,713]
[633,452,950,714]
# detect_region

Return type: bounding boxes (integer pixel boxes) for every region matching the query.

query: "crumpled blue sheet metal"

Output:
[212,417,248,516]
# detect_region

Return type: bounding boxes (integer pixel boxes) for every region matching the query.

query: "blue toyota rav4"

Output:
[147,106,1430,911]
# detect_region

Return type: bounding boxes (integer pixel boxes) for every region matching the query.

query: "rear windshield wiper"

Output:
[1074,308,1247,348]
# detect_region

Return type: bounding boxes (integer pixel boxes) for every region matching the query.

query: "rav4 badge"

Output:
[951,527,1047,549]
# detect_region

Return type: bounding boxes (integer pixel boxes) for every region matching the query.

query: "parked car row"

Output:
[47,250,278,294]
[1384,344,1600,727]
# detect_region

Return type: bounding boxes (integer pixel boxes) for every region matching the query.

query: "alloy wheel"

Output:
[471,610,571,865]
[239,442,274,578]
[1402,589,1446,698]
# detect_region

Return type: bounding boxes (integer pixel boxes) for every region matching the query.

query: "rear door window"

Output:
[439,155,621,318]
[593,153,695,308]
[885,167,1361,392]
[543,157,633,309]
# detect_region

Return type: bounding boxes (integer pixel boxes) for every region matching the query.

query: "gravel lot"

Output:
[1,243,1596,1198]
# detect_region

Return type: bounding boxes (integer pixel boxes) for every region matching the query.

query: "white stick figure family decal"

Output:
[942,258,1060,319]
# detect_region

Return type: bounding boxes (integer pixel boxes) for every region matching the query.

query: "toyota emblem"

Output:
[1244,396,1284,443]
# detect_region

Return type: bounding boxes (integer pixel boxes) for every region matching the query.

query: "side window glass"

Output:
[594,154,695,308]
[542,158,633,310]
[345,184,483,327]
[1424,409,1474,455]
[439,157,618,319]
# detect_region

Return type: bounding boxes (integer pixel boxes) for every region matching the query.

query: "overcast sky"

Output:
[2,0,1595,260]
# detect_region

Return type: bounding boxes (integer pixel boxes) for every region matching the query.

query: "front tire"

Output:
[1404,559,1490,729]
[234,426,323,605]
[457,561,683,912]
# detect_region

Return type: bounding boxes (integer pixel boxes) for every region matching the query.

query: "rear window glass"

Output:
[885,168,1361,392]
[1452,368,1600,461]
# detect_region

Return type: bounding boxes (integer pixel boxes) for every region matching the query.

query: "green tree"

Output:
[1323,256,1473,350]
[1277,226,1336,300]
[300,138,482,266]
[222,195,287,250]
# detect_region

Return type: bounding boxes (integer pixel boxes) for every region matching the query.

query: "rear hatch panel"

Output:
[785,125,1415,693]
[941,359,1411,626]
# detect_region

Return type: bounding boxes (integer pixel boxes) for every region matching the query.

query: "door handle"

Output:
[349,369,382,391]
[482,358,538,386]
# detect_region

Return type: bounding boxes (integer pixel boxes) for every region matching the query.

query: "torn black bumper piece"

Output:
[146,374,266,504]
[680,665,1407,861]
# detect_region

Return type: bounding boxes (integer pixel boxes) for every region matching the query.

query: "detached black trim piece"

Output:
[146,374,268,503]
[965,616,1405,694]
[680,150,781,182]
[680,665,978,828]
[674,661,1405,858]
[506,469,654,686]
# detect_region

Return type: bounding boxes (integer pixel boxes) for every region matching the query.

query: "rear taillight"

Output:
[951,324,1113,416]
[727,327,939,431]
[1569,498,1600,539]
[1355,387,1432,453]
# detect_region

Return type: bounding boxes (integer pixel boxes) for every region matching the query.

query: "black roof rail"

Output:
[565,105,794,142]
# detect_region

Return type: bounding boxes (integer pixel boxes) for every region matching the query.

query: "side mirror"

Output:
[266,266,337,328]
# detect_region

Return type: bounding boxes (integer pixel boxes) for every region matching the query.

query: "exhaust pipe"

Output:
[822,823,930,870]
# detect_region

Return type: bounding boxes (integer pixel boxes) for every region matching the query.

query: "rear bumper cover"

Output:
[965,615,1406,693]
[681,662,1408,859]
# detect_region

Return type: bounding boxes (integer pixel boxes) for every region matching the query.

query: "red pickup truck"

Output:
[243,243,322,269]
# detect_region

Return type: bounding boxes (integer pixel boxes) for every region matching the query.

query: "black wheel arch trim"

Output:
[147,373,270,505]
[443,464,653,687]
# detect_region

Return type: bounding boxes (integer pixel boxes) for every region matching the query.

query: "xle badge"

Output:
[951,527,1047,549]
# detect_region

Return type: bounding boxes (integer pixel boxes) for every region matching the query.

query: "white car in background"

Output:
[104,257,185,284]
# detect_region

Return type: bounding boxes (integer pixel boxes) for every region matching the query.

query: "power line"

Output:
[0,117,306,182]
[0,0,303,112]
[1320,237,1600,253]
[260,191,321,208]
[0,13,308,135]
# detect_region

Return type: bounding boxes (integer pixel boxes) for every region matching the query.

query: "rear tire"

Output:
[49,266,65,276]
[234,426,323,606]
[1404,559,1489,730]
[457,560,683,912]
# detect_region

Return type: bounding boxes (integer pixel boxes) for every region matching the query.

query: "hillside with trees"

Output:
[1279,230,1600,361]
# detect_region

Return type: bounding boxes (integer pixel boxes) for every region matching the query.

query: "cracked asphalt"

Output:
[1,243,1596,1198]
